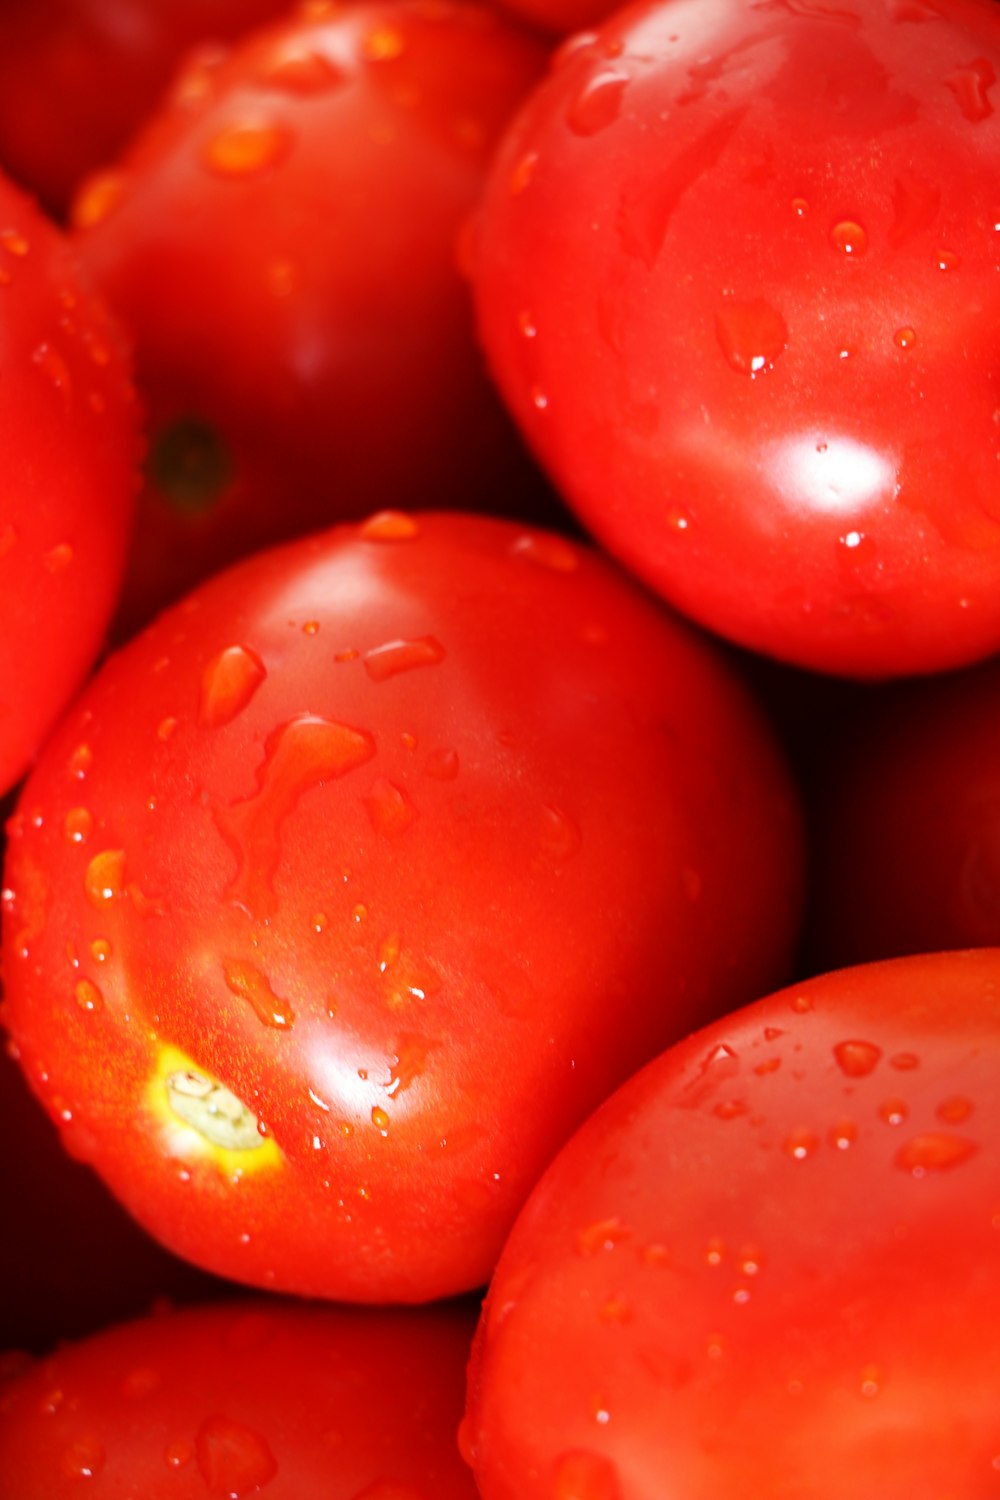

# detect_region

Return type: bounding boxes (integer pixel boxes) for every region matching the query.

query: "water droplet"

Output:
[791,993,814,1014]
[945,58,995,123]
[791,196,809,217]
[64,807,94,844]
[510,533,579,572]
[599,1294,632,1322]
[539,804,582,863]
[424,745,459,780]
[215,715,375,916]
[157,716,178,741]
[894,326,917,349]
[364,778,417,837]
[553,1448,621,1500]
[529,385,549,411]
[713,1097,749,1119]
[72,170,126,229]
[60,1436,105,1480]
[195,1414,278,1497]
[828,1117,858,1150]
[359,510,420,541]
[33,344,71,396]
[830,219,868,255]
[364,25,406,60]
[936,248,960,271]
[890,1051,919,1070]
[223,957,295,1028]
[577,1217,632,1256]
[199,645,267,728]
[364,636,445,681]
[90,937,112,963]
[859,1363,882,1398]
[509,151,539,195]
[44,541,74,571]
[878,1096,908,1125]
[259,46,346,94]
[896,1132,978,1174]
[75,977,104,1014]
[566,72,628,136]
[715,297,788,377]
[753,1056,781,1075]
[936,1095,974,1123]
[371,1105,390,1134]
[681,1042,740,1106]
[0,228,29,257]
[517,309,537,339]
[202,120,292,177]
[833,1039,882,1077]
[69,743,93,779]
[84,848,125,907]
[784,1128,819,1160]
[386,1035,438,1095]
[165,1437,194,1469]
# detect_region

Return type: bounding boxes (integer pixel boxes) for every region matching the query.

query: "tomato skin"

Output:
[0,511,803,1303]
[0,1296,481,1497]
[474,0,1000,679]
[70,1,560,635]
[0,0,293,219]
[0,169,139,799]
[463,949,1000,1500]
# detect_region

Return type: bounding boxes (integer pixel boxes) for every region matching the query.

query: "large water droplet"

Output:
[715,297,788,377]
[223,957,295,1028]
[364,778,417,837]
[830,219,868,255]
[833,1039,882,1077]
[199,645,267,728]
[896,1132,978,1174]
[84,848,125,907]
[215,715,375,916]
[364,636,445,681]
[566,72,629,136]
[195,1414,278,1497]
[945,58,995,123]
[202,120,292,177]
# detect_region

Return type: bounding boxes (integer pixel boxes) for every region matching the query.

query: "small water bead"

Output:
[878,1097,908,1125]
[894,326,917,349]
[363,635,445,681]
[896,1131,977,1174]
[64,806,94,844]
[165,1438,194,1470]
[84,848,125,907]
[937,1094,974,1123]
[945,57,996,123]
[890,1051,920,1070]
[359,509,420,541]
[223,958,296,1029]
[60,1436,106,1480]
[566,71,629,136]
[791,196,809,217]
[530,385,549,410]
[829,1118,858,1150]
[576,1217,631,1256]
[830,220,868,255]
[90,938,112,963]
[364,25,406,60]
[259,47,346,94]
[371,1105,390,1134]
[75,977,104,1014]
[784,1128,819,1160]
[364,777,417,838]
[199,644,267,728]
[72,171,126,229]
[715,297,788,377]
[510,532,578,572]
[509,150,538,196]
[936,248,960,271]
[552,1449,621,1500]
[202,120,292,178]
[195,1414,278,1497]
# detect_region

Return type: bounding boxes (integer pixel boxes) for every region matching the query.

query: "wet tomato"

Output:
[70,0,558,635]
[0,1296,480,1497]
[0,167,138,799]
[473,0,1000,678]
[463,948,1000,1500]
[0,511,802,1303]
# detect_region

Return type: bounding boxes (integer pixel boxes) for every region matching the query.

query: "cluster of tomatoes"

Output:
[0,0,998,1496]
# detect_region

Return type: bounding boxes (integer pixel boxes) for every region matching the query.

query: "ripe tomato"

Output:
[0,168,138,799]
[804,656,1000,971]
[473,0,1000,679]
[0,1296,480,1497]
[0,0,292,219]
[70,0,559,635]
[463,949,1000,1500]
[0,511,803,1303]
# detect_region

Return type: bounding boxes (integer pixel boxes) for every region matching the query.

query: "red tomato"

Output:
[804,656,1000,971]
[463,949,1000,1500]
[0,1296,480,1497]
[0,511,803,1303]
[0,168,139,799]
[70,0,560,635]
[0,1030,229,1355]
[0,0,292,218]
[473,0,1000,679]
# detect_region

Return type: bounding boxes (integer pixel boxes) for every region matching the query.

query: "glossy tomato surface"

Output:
[804,656,1000,971]
[0,168,138,799]
[0,511,803,1303]
[0,0,291,218]
[474,0,1000,678]
[0,1296,480,1497]
[463,949,1000,1500]
[71,0,558,635]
